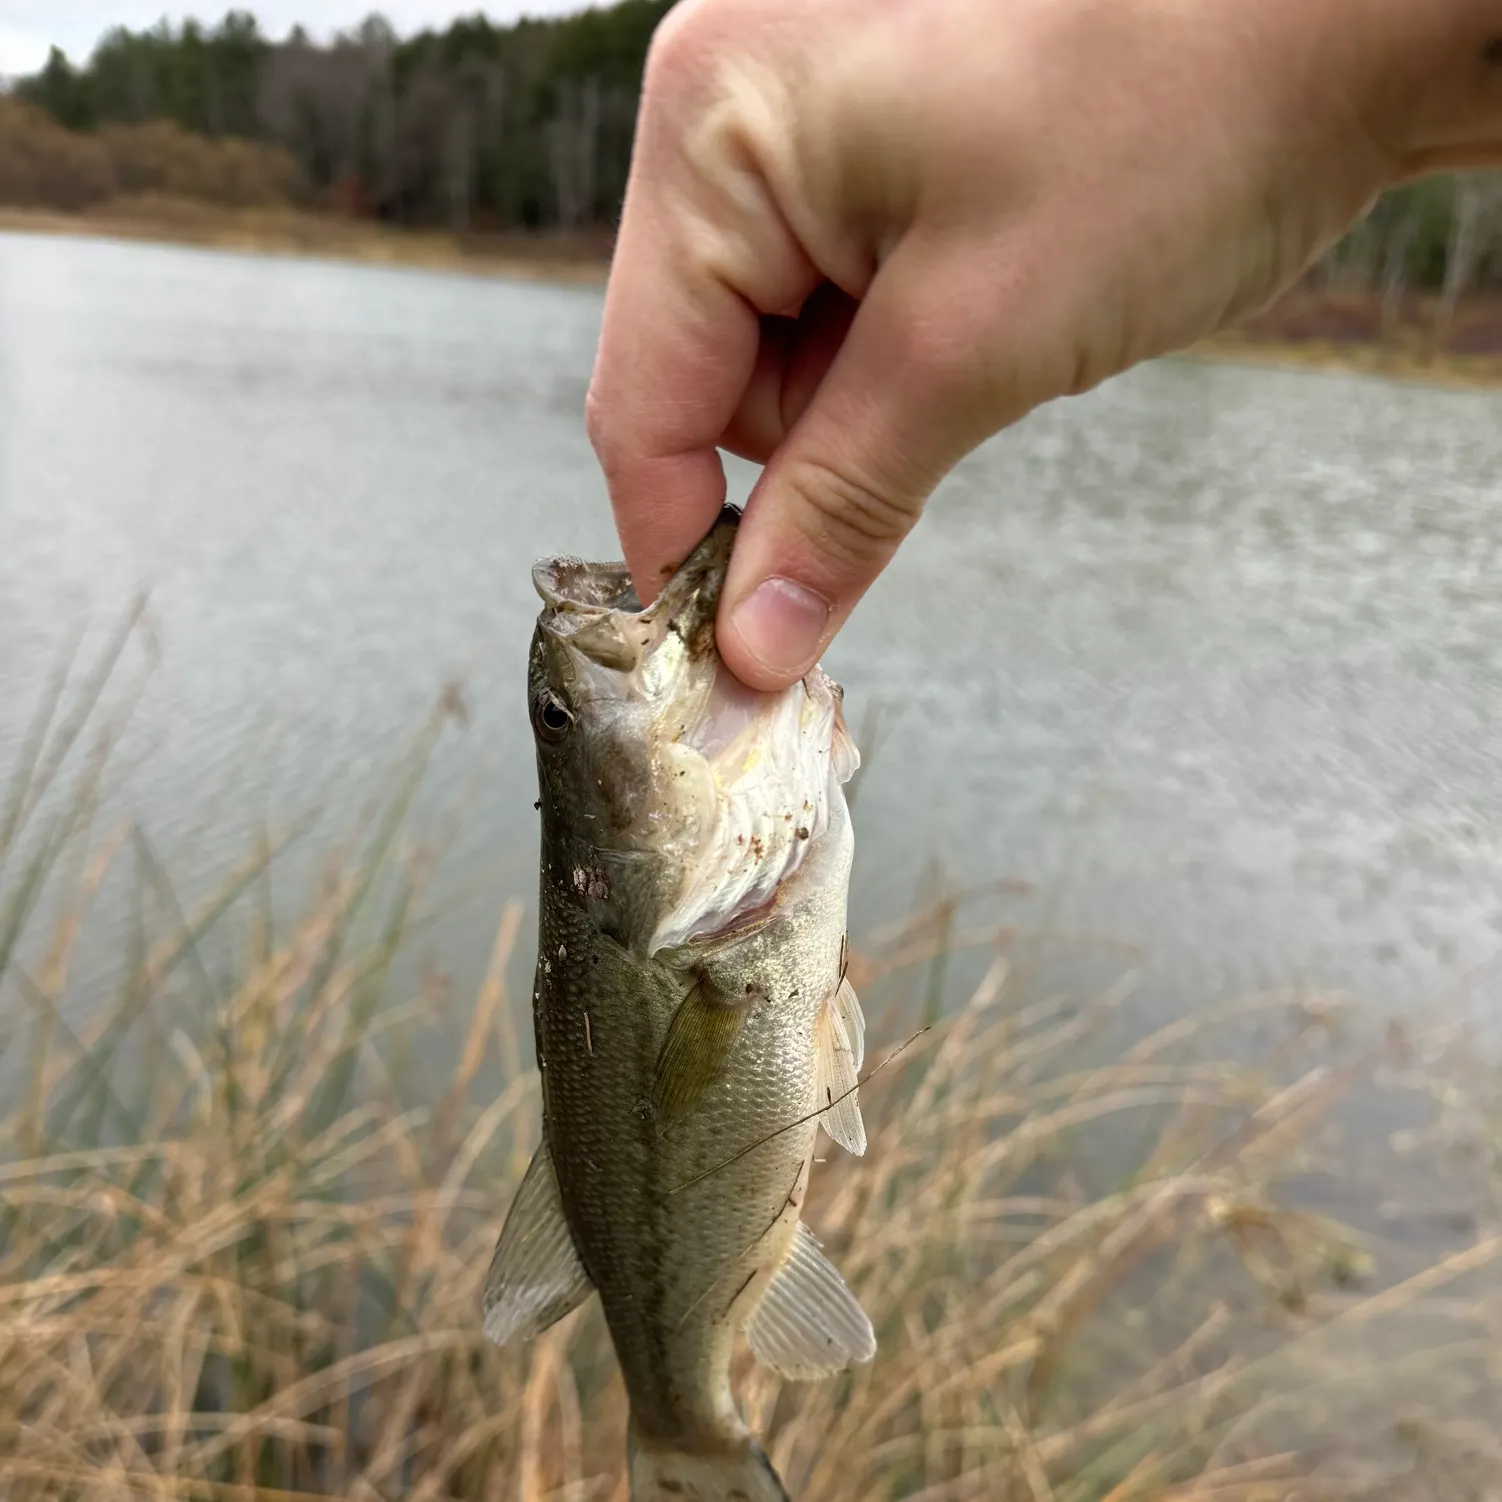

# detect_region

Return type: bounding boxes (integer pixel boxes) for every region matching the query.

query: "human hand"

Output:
[586,0,1502,691]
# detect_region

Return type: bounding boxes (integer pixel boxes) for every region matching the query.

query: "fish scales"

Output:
[537,849,832,1443]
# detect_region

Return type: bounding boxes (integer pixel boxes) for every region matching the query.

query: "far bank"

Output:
[0,201,611,286]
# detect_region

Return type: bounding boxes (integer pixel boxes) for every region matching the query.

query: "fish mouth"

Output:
[533,557,638,613]
[531,506,740,674]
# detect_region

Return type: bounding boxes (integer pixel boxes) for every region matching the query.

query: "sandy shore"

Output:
[5,204,1500,391]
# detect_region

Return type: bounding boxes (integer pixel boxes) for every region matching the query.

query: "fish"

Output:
[482,504,874,1502]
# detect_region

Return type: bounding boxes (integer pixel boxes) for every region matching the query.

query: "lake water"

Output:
[4,230,1502,1043]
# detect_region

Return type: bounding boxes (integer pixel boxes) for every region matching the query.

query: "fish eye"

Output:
[534,692,573,743]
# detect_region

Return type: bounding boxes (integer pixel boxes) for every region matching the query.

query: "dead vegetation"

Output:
[1195,283,1502,388]
[0,97,308,215]
[3,609,1501,1501]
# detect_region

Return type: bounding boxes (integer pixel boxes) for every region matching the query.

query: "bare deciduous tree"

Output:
[1434,172,1502,351]
[256,30,384,188]
[548,75,601,230]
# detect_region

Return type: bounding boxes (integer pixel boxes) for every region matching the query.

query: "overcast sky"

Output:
[0,0,594,78]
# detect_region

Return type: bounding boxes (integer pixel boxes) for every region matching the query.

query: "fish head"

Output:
[529,506,859,957]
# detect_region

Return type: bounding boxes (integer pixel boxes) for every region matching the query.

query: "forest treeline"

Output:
[3,3,1501,333]
[5,4,670,229]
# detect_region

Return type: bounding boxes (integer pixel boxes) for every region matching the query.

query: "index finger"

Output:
[586,212,757,606]
[585,27,817,602]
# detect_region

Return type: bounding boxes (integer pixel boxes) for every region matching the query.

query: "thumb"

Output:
[716,261,982,692]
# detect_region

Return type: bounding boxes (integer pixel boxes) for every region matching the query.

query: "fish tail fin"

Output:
[627,1425,792,1502]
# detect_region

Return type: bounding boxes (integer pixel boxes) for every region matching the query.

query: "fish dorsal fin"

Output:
[745,1221,876,1380]
[482,1139,594,1346]
[815,980,866,1156]
[652,977,750,1127]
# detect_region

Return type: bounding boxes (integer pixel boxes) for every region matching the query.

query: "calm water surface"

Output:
[4,231,1502,1038]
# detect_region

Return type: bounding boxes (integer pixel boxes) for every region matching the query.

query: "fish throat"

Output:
[646,656,854,954]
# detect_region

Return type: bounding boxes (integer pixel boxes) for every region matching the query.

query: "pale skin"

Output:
[585,0,1502,692]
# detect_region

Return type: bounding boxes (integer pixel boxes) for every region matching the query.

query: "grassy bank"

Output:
[0,198,612,284]
[4,616,1502,1501]
[1188,282,1502,387]
[1190,329,1502,391]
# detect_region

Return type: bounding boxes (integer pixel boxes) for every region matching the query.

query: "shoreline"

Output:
[5,206,1500,391]
[0,204,612,286]
[1186,327,1502,392]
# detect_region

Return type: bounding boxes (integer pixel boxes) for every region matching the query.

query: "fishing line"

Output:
[667,1026,931,1195]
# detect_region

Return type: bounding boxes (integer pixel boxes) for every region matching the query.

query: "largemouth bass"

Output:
[482,505,874,1501]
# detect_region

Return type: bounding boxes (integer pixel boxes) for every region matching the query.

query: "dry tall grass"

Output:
[0,98,308,214]
[3,611,1501,1501]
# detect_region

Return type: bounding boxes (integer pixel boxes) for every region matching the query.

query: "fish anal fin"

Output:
[652,976,749,1126]
[815,983,866,1156]
[482,1139,593,1346]
[745,1220,876,1381]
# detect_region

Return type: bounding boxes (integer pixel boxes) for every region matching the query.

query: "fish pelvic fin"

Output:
[627,1427,792,1502]
[652,976,751,1128]
[481,1139,594,1346]
[746,1221,876,1381]
[815,978,867,1157]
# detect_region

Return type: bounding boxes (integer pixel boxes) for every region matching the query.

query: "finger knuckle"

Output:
[642,2,719,101]
[583,380,621,467]
[782,457,919,572]
[583,380,608,450]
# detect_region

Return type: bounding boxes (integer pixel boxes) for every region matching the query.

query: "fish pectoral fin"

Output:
[833,974,866,1072]
[745,1220,876,1381]
[652,976,749,1127]
[482,1139,594,1346]
[815,980,867,1157]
